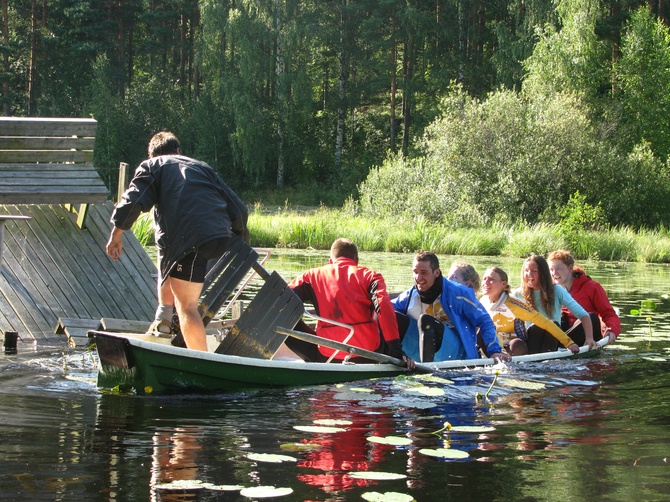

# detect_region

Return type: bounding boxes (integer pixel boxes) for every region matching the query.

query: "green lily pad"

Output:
[279,442,322,452]
[446,425,496,433]
[419,448,469,459]
[239,486,293,498]
[362,491,415,502]
[411,374,454,385]
[333,391,382,401]
[348,471,408,480]
[293,425,347,433]
[154,479,206,490]
[313,419,353,426]
[497,378,546,390]
[246,452,297,463]
[402,386,445,397]
[366,436,413,446]
[200,483,245,491]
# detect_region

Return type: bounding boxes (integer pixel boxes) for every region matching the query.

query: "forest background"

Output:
[4,0,670,260]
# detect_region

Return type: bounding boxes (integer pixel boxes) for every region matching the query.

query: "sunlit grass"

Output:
[133,206,670,263]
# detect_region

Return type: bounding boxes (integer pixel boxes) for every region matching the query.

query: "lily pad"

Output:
[366,436,413,446]
[362,491,415,502]
[313,419,353,426]
[445,425,496,433]
[348,471,408,480]
[154,479,206,490]
[239,486,293,498]
[293,425,347,433]
[200,483,245,491]
[412,374,454,385]
[279,442,322,452]
[246,452,297,463]
[402,386,445,397]
[419,448,469,459]
[333,391,382,401]
[497,378,546,390]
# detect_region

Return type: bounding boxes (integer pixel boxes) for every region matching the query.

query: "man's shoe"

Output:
[146,319,175,338]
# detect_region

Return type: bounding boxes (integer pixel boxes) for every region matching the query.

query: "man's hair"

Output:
[547,249,575,268]
[414,251,440,271]
[331,238,358,262]
[148,132,180,158]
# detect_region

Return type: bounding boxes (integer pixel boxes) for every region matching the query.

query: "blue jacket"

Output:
[392,276,502,360]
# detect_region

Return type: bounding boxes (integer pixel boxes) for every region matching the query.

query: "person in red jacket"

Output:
[548,249,620,344]
[286,238,414,368]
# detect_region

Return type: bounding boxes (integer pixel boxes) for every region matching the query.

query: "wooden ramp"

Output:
[0,202,157,344]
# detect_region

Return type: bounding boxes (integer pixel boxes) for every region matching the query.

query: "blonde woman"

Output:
[480,266,578,356]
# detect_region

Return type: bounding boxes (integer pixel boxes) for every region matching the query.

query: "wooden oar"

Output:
[275,326,434,373]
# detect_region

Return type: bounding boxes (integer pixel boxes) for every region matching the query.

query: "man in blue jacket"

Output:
[106,132,248,351]
[392,251,510,363]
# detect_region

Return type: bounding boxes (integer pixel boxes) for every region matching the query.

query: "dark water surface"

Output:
[1,251,669,501]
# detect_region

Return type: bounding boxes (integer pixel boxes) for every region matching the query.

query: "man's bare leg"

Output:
[168,277,207,351]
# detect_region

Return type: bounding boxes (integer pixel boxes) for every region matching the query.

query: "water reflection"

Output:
[0,251,669,500]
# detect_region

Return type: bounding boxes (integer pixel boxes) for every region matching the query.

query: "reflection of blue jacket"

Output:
[392,276,502,360]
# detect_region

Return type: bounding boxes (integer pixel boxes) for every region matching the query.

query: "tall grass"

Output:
[245,207,670,262]
[129,206,670,262]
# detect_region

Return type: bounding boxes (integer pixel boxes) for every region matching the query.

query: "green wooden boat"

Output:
[91,330,609,395]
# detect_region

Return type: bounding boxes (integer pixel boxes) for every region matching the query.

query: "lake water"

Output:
[1,250,669,501]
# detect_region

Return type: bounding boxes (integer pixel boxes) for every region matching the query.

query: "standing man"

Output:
[106,131,249,351]
[286,238,414,369]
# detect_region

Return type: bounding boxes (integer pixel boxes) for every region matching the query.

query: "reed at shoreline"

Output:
[131,207,670,263]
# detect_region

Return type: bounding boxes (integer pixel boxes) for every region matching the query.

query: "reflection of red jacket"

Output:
[565,270,621,335]
[289,257,399,359]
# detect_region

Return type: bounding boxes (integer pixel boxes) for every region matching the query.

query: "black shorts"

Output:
[169,237,230,283]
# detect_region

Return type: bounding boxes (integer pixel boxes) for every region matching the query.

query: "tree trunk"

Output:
[1,0,10,115]
[389,9,397,154]
[402,37,414,156]
[28,0,38,115]
[275,0,285,189]
[335,0,348,171]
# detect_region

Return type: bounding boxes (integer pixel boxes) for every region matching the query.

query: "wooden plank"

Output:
[1,219,69,329]
[84,203,157,319]
[100,318,151,334]
[0,150,94,163]
[0,164,98,172]
[0,191,109,205]
[199,236,259,325]
[0,137,95,150]
[38,204,144,320]
[215,271,304,358]
[0,118,97,137]
[3,205,91,318]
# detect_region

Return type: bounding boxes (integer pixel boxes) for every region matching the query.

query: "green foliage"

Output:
[615,6,670,162]
[359,86,627,227]
[555,191,607,250]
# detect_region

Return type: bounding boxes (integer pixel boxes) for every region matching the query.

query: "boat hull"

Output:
[92,331,610,395]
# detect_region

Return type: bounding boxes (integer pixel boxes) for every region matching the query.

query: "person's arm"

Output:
[370,273,415,369]
[461,290,511,362]
[590,282,621,340]
[215,176,250,243]
[557,286,596,349]
[106,227,125,260]
[505,296,579,353]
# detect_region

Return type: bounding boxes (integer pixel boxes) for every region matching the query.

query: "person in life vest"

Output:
[285,238,414,369]
[392,251,511,363]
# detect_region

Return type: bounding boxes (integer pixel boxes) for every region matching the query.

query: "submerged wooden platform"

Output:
[0,202,157,345]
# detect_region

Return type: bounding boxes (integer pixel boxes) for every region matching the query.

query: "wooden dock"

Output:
[0,203,157,345]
